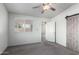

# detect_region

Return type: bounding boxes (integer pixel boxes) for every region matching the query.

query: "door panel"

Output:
[66,14,79,52]
[46,22,55,42]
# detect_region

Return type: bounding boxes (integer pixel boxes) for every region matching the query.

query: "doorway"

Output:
[41,21,47,43]
[45,21,56,43]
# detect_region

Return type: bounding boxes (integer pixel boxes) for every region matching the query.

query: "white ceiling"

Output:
[4,3,75,19]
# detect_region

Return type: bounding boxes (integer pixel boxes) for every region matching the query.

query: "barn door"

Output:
[66,14,79,52]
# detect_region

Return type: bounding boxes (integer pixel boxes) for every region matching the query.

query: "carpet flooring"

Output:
[2,42,79,55]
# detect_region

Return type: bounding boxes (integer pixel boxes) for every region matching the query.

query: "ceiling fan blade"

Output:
[41,10,44,14]
[50,7,56,11]
[42,3,46,6]
[43,3,49,5]
[32,5,40,8]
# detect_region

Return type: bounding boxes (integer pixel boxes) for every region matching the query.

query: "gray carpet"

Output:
[2,42,79,55]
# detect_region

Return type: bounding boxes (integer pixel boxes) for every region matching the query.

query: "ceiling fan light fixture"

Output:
[32,3,56,14]
[43,5,50,10]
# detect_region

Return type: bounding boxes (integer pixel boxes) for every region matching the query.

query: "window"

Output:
[15,20,32,32]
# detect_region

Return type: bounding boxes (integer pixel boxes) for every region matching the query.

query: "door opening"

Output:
[41,21,46,43]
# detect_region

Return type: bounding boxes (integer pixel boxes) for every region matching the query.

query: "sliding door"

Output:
[66,14,79,52]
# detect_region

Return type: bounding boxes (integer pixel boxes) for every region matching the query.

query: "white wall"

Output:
[0,4,8,54]
[46,21,55,42]
[49,4,79,47]
[8,13,47,46]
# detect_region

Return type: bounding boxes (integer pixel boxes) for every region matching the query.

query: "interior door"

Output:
[46,22,55,42]
[66,14,79,52]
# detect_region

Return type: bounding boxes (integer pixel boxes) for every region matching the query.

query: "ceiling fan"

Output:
[32,3,56,13]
